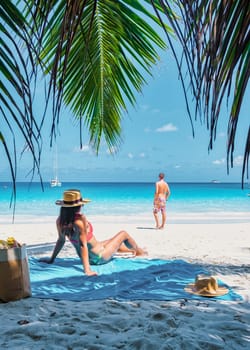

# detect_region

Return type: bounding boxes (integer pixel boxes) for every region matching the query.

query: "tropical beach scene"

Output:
[1,1,250,350]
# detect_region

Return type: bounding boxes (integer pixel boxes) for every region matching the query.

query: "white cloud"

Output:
[73,144,90,152]
[212,158,226,165]
[155,123,178,132]
[128,153,134,159]
[139,153,145,158]
[234,155,243,166]
[174,165,181,169]
[212,155,243,167]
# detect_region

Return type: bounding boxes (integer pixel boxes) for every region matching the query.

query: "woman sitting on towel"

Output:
[40,190,146,276]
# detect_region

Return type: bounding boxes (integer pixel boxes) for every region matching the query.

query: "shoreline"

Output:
[1,210,249,225]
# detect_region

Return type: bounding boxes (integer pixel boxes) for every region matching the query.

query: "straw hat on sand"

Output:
[185,275,229,297]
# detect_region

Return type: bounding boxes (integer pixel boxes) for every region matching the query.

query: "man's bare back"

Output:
[153,173,170,229]
[155,179,169,199]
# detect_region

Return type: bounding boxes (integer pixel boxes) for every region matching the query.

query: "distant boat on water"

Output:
[211,180,220,183]
[50,145,62,187]
[50,176,61,187]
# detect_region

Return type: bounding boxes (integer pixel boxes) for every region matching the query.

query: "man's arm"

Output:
[154,182,159,198]
[166,183,171,200]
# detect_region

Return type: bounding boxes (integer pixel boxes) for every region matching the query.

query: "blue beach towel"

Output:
[29,257,241,301]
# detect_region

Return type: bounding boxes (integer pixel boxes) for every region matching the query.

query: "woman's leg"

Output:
[100,230,146,261]
[101,239,135,254]
[117,243,136,253]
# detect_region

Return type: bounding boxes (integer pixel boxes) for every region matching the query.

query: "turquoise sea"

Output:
[0,182,249,224]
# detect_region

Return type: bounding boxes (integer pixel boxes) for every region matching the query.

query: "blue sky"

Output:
[2,39,249,184]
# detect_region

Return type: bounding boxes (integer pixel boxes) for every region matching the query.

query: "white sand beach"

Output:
[0,217,250,349]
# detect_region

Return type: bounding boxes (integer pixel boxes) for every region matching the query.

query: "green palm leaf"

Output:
[27,0,168,152]
[154,0,250,184]
[1,0,44,212]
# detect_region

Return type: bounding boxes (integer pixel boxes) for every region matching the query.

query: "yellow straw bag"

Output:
[0,245,31,302]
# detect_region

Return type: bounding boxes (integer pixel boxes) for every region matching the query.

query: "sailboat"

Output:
[50,145,62,187]
[50,176,61,187]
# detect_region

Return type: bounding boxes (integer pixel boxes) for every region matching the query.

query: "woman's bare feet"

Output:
[135,247,148,256]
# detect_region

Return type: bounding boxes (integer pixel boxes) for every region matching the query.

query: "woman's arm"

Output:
[40,218,65,263]
[77,218,98,276]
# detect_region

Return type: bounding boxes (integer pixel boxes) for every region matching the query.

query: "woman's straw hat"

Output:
[56,190,91,207]
[185,275,229,297]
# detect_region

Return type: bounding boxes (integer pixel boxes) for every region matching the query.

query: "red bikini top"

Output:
[86,221,93,241]
[74,213,93,241]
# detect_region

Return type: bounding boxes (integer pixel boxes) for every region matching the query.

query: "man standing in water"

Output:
[153,173,171,229]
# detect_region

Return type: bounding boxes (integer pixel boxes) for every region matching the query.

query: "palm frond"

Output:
[26,0,169,152]
[154,0,250,185]
[1,0,44,212]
